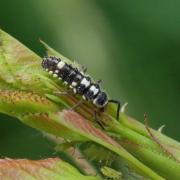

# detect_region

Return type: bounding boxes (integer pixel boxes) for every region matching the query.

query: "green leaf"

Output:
[0,158,100,180]
[51,110,164,179]
[0,90,58,116]
[0,29,59,94]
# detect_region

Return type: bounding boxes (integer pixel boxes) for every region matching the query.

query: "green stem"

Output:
[124,143,180,179]
[120,113,180,150]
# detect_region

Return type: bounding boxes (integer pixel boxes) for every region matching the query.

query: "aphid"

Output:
[42,56,120,127]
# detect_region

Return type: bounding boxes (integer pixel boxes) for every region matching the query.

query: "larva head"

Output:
[42,56,59,72]
[93,91,108,108]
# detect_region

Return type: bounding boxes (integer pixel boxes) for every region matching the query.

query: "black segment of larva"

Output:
[59,64,72,81]
[42,56,121,121]
[42,56,59,73]
[66,67,78,85]
[76,76,91,95]
[83,83,100,101]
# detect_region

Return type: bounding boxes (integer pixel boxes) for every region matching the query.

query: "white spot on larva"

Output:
[90,85,99,95]
[58,77,62,80]
[93,98,97,105]
[64,81,68,85]
[53,74,58,78]
[69,85,73,89]
[73,88,77,94]
[45,68,48,71]
[55,70,59,74]
[72,81,77,87]
[49,71,53,75]
[83,95,87,100]
[81,78,90,87]
[57,61,65,69]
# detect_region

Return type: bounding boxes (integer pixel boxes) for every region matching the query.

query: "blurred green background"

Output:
[0,0,179,159]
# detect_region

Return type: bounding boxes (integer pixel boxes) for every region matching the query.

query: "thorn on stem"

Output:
[157,125,166,133]
[120,102,128,113]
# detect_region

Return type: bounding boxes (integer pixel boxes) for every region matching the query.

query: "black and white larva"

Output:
[42,56,120,124]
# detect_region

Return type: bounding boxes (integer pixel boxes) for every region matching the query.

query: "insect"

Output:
[42,56,120,127]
